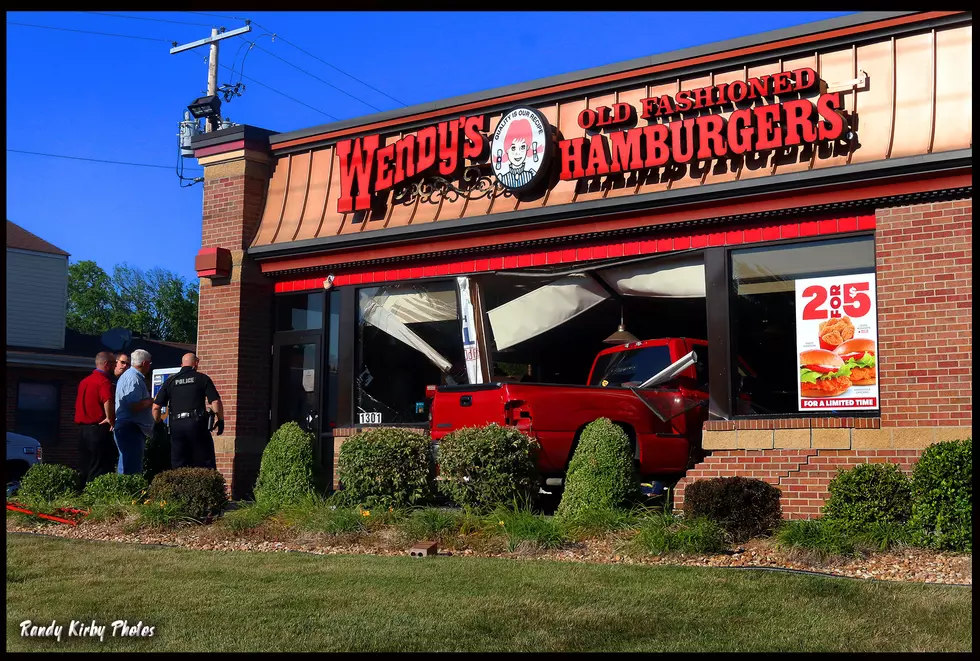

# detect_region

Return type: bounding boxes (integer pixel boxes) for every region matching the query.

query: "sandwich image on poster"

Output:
[795,273,878,411]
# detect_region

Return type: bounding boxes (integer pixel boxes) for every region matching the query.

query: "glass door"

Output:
[272,332,322,450]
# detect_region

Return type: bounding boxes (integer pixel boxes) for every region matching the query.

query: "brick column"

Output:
[193,127,276,499]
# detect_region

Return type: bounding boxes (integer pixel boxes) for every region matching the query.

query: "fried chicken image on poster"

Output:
[795,274,879,411]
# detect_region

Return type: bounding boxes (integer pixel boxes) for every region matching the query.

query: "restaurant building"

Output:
[189,11,972,515]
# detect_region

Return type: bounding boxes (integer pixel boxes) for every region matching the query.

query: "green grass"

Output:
[6,534,972,652]
[632,514,729,556]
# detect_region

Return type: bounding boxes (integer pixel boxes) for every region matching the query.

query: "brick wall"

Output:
[6,366,86,469]
[682,196,972,517]
[875,199,972,427]
[197,156,274,499]
[673,449,923,519]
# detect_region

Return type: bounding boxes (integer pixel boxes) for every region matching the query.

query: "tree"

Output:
[67,261,114,335]
[66,260,199,343]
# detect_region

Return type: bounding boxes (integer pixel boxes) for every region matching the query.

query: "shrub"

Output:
[336,428,435,509]
[555,418,639,522]
[490,506,567,552]
[142,422,172,483]
[437,424,539,510]
[82,473,148,504]
[683,476,782,542]
[253,422,317,510]
[823,462,912,532]
[17,464,80,504]
[632,513,728,556]
[147,468,228,521]
[774,518,857,560]
[910,438,972,552]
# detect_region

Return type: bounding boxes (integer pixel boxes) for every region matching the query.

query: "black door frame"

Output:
[271,330,326,475]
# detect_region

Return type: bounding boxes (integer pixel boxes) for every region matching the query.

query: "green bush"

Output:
[683,476,782,542]
[437,424,539,510]
[774,518,857,559]
[556,418,639,522]
[253,422,317,510]
[336,428,435,509]
[823,462,912,532]
[147,467,228,521]
[632,513,728,556]
[17,464,80,504]
[82,473,148,505]
[910,438,971,552]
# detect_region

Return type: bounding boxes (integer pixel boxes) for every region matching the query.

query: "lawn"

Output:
[6,534,972,652]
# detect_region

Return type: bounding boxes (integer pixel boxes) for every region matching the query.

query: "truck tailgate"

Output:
[430,384,509,440]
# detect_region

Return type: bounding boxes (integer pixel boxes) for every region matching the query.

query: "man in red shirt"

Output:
[75,351,118,484]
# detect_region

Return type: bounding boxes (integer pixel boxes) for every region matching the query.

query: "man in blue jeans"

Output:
[114,349,154,474]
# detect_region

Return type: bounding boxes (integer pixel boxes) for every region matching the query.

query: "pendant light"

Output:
[603,305,639,345]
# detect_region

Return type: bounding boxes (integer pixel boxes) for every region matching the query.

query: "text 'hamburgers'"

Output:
[833,338,876,386]
[800,349,852,398]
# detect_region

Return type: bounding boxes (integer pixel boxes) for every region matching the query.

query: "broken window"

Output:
[356,281,467,425]
[478,252,707,385]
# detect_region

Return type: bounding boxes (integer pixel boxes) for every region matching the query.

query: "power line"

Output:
[185,11,250,22]
[81,11,214,27]
[248,19,406,107]
[8,149,203,171]
[9,19,331,119]
[246,39,383,112]
[184,12,405,107]
[216,61,336,119]
[6,21,173,42]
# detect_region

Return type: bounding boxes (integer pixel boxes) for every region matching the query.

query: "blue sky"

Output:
[6,11,851,282]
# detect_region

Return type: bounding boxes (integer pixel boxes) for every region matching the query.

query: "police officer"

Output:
[152,353,223,469]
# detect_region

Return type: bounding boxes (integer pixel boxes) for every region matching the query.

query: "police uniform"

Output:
[153,366,220,469]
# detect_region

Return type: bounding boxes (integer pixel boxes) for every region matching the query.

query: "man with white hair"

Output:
[113,348,154,474]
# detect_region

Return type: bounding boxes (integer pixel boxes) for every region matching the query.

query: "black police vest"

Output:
[169,371,208,417]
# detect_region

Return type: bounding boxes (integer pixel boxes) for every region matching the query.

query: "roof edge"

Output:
[269,11,917,146]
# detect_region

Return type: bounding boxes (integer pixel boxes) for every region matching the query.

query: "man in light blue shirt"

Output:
[114,349,154,474]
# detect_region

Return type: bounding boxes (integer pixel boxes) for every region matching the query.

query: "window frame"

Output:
[15,379,61,446]
[353,278,467,427]
[706,230,879,421]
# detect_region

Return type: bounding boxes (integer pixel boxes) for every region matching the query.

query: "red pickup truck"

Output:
[429,338,714,483]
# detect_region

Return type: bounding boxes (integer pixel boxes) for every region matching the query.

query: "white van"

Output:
[6,431,42,485]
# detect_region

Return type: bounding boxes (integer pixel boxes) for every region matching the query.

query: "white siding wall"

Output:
[6,248,68,349]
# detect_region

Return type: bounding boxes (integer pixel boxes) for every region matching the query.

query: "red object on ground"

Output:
[6,502,89,526]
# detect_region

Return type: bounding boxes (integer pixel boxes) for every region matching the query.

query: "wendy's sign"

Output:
[334,67,849,213]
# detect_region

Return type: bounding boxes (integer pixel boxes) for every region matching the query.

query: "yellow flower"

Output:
[144,499,151,505]
[499,521,505,526]
[361,510,371,517]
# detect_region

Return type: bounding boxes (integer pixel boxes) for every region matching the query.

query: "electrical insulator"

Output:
[178,110,202,158]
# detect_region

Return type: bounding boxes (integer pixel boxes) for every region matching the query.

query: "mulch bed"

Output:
[6,516,971,586]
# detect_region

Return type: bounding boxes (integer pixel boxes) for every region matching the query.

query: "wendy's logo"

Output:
[490,106,553,193]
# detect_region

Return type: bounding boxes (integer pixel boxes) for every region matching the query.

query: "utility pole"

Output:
[170,24,252,132]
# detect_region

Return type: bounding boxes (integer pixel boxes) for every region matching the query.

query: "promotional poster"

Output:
[795,273,878,411]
